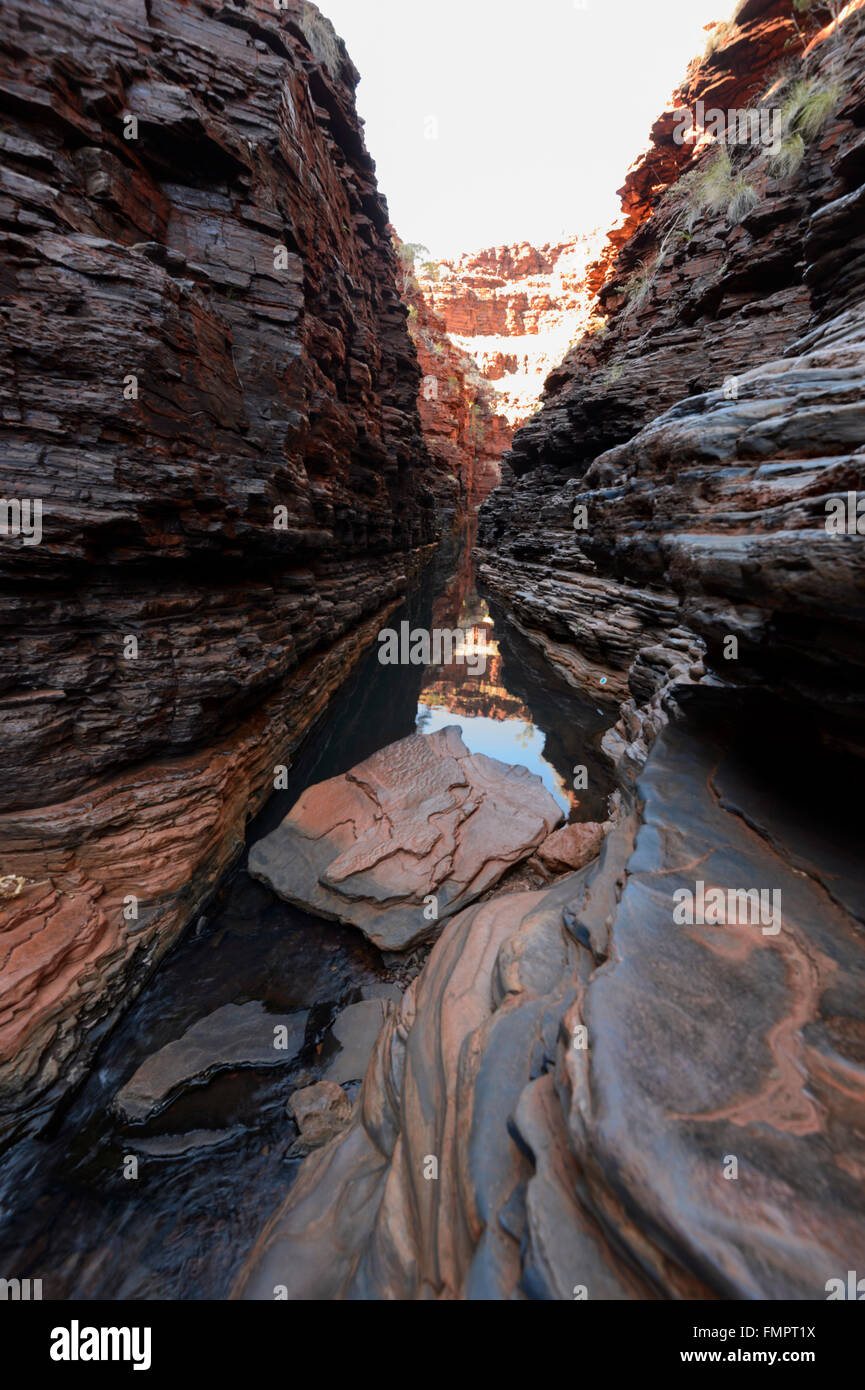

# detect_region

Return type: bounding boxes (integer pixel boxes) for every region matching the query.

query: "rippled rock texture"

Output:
[249,727,562,951]
[235,700,865,1300]
[0,0,438,1145]
[236,2,865,1302]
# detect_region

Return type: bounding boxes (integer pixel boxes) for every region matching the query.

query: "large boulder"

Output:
[248,727,563,951]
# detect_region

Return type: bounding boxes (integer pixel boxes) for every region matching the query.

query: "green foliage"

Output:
[793,0,846,18]
[420,260,441,281]
[663,147,758,230]
[396,241,431,269]
[604,363,624,387]
[620,226,679,314]
[622,262,654,311]
[779,74,844,141]
[768,130,806,179]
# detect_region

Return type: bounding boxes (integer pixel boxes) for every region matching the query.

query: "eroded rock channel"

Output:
[1,0,864,1305]
[0,534,615,1298]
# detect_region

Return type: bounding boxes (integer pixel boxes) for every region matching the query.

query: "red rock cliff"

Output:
[0,0,436,1145]
[416,235,606,429]
[397,240,510,514]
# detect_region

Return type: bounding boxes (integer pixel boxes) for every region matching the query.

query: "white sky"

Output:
[320,0,733,258]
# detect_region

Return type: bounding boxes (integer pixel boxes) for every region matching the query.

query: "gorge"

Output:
[0,0,864,1312]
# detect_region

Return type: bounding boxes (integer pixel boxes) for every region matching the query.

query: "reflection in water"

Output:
[0,519,616,1300]
[416,519,607,820]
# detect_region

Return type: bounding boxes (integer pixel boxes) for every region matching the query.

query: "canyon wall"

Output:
[0,0,437,1147]
[400,247,510,518]
[416,236,605,429]
[236,0,865,1301]
[479,0,865,748]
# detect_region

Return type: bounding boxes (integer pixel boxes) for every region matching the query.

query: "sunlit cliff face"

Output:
[416,233,608,428]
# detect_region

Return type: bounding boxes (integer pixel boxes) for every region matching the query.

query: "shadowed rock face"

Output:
[233,702,865,1301]
[0,0,438,1145]
[249,727,563,951]
[479,11,865,751]
[233,6,865,1303]
[113,1001,309,1124]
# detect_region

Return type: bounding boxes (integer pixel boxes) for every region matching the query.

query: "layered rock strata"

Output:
[235,699,865,1300]
[235,2,865,1301]
[0,0,436,1146]
[249,727,563,951]
[479,1,865,751]
[400,249,510,516]
[416,238,605,429]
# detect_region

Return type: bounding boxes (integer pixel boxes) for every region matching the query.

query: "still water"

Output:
[0,524,614,1299]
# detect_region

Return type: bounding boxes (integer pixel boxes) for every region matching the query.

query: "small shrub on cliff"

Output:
[779,74,844,141]
[622,261,654,312]
[620,225,679,314]
[665,147,759,230]
[768,130,806,179]
[703,19,735,61]
[792,0,847,27]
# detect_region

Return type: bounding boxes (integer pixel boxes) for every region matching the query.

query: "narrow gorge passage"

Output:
[1,0,864,1341]
[0,530,615,1298]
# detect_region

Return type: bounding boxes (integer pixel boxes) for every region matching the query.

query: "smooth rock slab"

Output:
[127,1127,245,1159]
[234,711,865,1301]
[249,727,563,951]
[325,999,390,1085]
[114,1002,309,1123]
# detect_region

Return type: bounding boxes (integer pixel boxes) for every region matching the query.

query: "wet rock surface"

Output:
[1,0,863,1310]
[234,703,865,1300]
[479,11,865,763]
[114,1001,310,1123]
[233,4,865,1304]
[325,999,391,1085]
[249,726,563,951]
